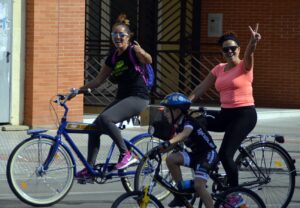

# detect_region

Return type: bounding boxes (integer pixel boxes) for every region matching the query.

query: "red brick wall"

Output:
[200,0,300,108]
[24,0,85,127]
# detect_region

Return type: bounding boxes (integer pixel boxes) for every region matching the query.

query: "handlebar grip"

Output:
[78,88,91,94]
[70,88,91,95]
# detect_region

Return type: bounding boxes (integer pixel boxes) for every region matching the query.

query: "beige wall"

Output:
[10,0,26,125]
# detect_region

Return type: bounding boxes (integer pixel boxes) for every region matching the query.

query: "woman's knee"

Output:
[95,114,111,128]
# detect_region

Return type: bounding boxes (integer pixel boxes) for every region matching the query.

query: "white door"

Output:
[0,0,12,123]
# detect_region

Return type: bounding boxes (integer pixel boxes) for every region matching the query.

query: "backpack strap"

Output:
[111,49,118,65]
[128,45,147,84]
[128,45,136,65]
[128,45,143,73]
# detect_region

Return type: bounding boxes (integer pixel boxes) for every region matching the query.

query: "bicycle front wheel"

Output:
[214,187,266,208]
[235,142,295,208]
[6,137,74,207]
[111,191,163,208]
[134,150,173,201]
[121,136,161,192]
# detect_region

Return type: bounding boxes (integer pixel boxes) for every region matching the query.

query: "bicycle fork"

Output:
[36,135,62,176]
[139,186,151,208]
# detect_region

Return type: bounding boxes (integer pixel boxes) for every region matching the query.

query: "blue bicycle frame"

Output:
[28,95,153,179]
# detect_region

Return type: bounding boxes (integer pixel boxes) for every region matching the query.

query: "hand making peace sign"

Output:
[249,23,262,44]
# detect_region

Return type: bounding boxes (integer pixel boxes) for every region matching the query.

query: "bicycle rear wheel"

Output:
[121,136,161,192]
[6,137,74,207]
[235,142,295,208]
[214,187,266,208]
[111,191,163,208]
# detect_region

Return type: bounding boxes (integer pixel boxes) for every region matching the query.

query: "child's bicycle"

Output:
[112,145,266,208]
[6,89,161,207]
[134,107,296,208]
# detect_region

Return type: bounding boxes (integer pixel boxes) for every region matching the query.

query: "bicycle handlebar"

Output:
[188,106,207,117]
[54,88,92,105]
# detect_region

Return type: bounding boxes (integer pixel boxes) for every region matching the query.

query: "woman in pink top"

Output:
[190,24,262,190]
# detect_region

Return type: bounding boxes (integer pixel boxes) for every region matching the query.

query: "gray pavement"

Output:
[1,107,300,207]
[1,107,300,176]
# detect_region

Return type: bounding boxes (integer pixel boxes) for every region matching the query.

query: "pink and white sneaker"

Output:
[115,151,138,170]
[223,194,246,208]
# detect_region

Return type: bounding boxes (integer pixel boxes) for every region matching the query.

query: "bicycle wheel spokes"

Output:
[237,144,295,208]
[121,136,161,192]
[135,152,173,201]
[7,138,74,206]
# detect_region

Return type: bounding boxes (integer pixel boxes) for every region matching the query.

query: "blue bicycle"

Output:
[6,89,161,207]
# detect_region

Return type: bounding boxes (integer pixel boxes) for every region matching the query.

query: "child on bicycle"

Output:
[158,92,217,208]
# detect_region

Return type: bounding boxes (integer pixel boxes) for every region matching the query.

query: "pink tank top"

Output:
[211,60,254,108]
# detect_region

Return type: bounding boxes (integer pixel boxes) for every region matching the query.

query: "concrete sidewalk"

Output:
[1,107,300,177]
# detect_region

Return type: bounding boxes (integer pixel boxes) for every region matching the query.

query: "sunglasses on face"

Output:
[111,32,128,38]
[222,46,238,53]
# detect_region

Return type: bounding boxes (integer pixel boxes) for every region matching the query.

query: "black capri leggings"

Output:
[87,96,149,165]
[206,106,257,187]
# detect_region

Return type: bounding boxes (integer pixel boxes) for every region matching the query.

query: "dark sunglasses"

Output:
[111,32,128,38]
[222,46,238,53]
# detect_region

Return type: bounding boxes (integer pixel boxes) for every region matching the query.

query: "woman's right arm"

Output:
[189,72,216,102]
[80,64,112,90]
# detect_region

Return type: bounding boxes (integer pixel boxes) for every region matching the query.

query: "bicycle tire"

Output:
[120,136,161,192]
[214,187,266,208]
[6,137,74,207]
[235,142,296,208]
[111,191,164,208]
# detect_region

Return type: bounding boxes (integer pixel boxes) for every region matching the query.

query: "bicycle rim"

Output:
[214,187,266,208]
[7,137,74,206]
[236,142,295,208]
[121,136,161,192]
[111,191,163,208]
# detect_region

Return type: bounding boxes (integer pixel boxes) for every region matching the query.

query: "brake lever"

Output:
[54,94,66,104]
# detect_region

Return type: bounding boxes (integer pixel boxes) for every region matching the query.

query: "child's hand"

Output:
[148,141,171,159]
[158,141,171,152]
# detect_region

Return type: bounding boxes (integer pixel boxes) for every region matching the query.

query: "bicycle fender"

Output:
[27,129,48,135]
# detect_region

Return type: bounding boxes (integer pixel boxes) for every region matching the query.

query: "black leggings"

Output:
[206,106,257,187]
[87,96,149,165]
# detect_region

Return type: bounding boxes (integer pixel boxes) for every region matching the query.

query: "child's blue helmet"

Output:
[160,92,191,112]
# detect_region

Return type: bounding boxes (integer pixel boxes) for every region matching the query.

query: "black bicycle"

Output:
[134,107,296,208]
[234,134,296,208]
[112,146,266,208]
